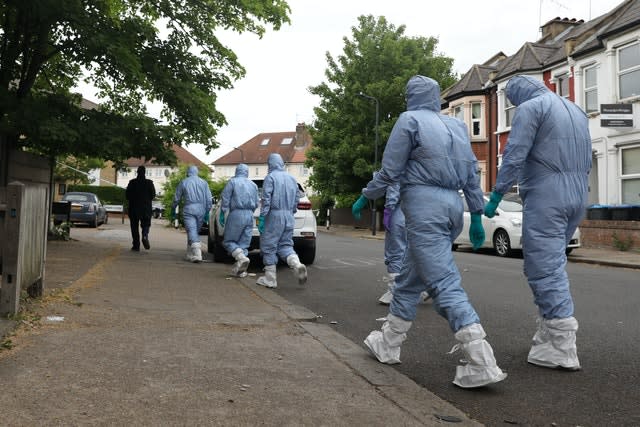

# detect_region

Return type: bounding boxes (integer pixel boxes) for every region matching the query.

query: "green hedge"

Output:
[68,185,127,206]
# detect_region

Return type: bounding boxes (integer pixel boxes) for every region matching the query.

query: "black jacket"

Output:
[126,176,156,217]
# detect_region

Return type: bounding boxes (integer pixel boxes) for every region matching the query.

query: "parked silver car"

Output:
[53,192,108,228]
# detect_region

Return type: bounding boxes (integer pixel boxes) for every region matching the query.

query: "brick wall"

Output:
[579,220,640,250]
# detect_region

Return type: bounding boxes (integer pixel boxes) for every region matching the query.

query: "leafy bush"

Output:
[612,232,633,251]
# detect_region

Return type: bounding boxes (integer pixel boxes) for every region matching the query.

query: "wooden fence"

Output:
[0,150,51,315]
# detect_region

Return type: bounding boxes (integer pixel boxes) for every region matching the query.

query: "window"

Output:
[155,168,163,177]
[618,42,640,100]
[255,167,259,176]
[301,165,309,176]
[583,66,598,113]
[119,170,129,178]
[471,102,482,136]
[453,104,464,121]
[505,96,516,128]
[556,73,569,98]
[260,138,270,146]
[58,183,66,195]
[621,146,640,203]
[281,137,293,145]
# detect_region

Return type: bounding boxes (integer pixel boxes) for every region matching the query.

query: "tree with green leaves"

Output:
[0,0,291,178]
[306,15,457,205]
[54,156,105,185]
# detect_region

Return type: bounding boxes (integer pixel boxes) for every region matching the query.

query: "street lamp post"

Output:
[357,92,380,236]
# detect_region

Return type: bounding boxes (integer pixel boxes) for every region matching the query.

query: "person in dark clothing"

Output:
[126,165,156,251]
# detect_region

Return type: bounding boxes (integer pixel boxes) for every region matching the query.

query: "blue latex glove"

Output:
[257,216,265,234]
[170,207,176,222]
[351,195,369,220]
[469,212,486,251]
[218,210,225,227]
[484,191,504,218]
[204,211,210,224]
[383,207,392,230]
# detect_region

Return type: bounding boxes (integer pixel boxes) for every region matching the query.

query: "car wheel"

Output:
[493,229,512,257]
[297,244,316,265]
[451,244,459,251]
[211,226,228,262]
[91,215,98,228]
[103,213,108,225]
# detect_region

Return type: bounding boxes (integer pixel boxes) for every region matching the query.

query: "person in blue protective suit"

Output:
[374,184,430,305]
[353,75,506,388]
[484,75,591,371]
[219,163,259,277]
[255,153,307,288]
[171,165,213,263]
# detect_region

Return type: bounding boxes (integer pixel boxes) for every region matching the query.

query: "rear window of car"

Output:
[64,194,92,202]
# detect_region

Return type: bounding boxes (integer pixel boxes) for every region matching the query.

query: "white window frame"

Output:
[620,144,640,204]
[471,102,482,137]
[617,41,640,101]
[555,73,570,98]
[260,138,270,146]
[583,65,598,114]
[504,95,516,128]
[452,104,464,122]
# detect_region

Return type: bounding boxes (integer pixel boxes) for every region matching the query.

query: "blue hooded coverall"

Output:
[172,165,213,246]
[384,183,406,275]
[260,153,300,266]
[497,75,591,319]
[221,163,259,256]
[363,75,485,332]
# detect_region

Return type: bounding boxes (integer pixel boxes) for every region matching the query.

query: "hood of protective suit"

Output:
[187,165,198,177]
[506,75,548,106]
[267,153,285,173]
[406,75,441,112]
[235,163,249,178]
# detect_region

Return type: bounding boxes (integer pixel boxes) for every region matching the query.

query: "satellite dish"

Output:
[164,169,170,177]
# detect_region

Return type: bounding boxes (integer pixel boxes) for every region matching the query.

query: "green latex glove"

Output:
[257,216,265,234]
[218,210,225,227]
[469,213,485,251]
[351,194,369,220]
[170,207,176,222]
[483,191,504,218]
[204,211,210,224]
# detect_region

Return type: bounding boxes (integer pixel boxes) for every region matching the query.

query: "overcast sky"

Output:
[146,0,626,164]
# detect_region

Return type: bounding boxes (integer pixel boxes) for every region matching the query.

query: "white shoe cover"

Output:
[187,242,202,263]
[378,290,393,305]
[256,265,277,288]
[451,324,507,388]
[528,317,581,371]
[364,331,401,364]
[286,254,307,285]
[363,313,411,364]
[420,291,431,303]
[231,248,250,276]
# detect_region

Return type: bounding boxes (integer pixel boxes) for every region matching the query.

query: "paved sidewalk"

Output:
[0,220,481,426]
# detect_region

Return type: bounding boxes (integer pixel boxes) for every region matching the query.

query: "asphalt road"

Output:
[269,232,640,427]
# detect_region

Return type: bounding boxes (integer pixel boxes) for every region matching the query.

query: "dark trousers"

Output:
[129,213,151,248]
